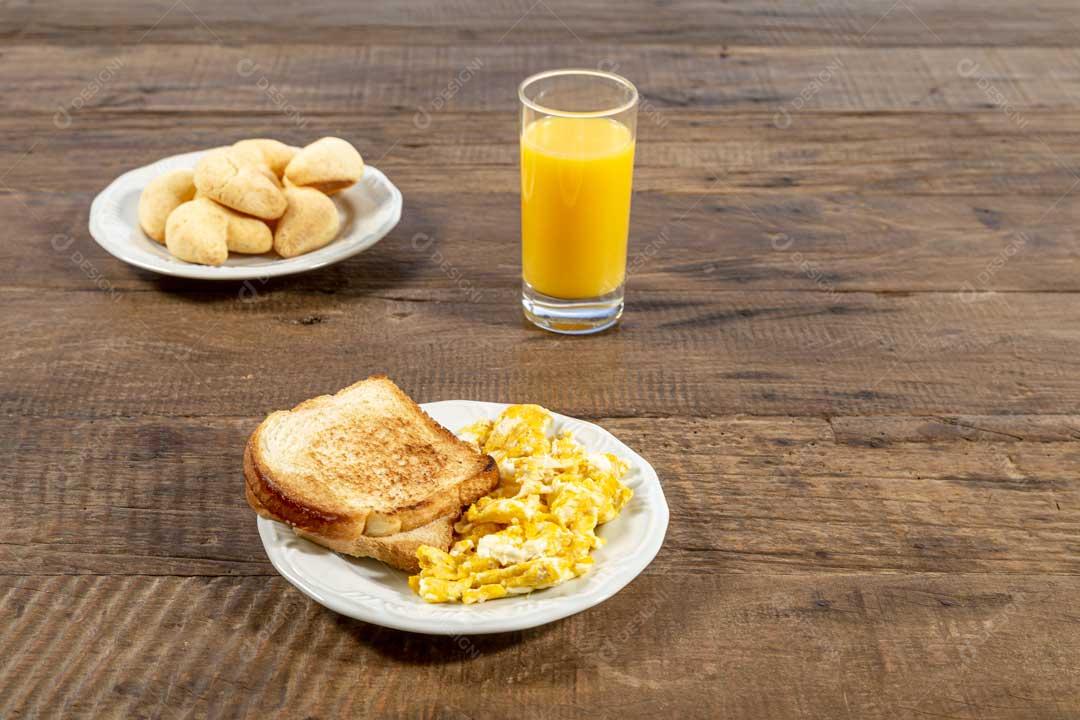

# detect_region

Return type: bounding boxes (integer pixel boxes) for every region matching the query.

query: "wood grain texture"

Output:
[4,0,1080,47]
[3,0,1080,717]
[5,287,1080,419]
[3,416,1077,577]
[0,574,1077,719]
[7,112,1080,198]
[7,44,1080,117]
[6,185,1080,295]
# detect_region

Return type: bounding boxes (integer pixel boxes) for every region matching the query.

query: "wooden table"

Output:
[4,1,1079,717]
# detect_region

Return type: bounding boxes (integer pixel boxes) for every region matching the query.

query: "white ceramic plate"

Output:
[257,400,669,635]
[88,149,402,280]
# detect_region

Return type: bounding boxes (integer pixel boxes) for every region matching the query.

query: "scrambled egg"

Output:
[409,404,632,604]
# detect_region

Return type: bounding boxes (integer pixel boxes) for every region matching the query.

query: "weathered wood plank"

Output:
[5,287,1080,419]
[3,416,1076,576]
[6,44,1080,118]
[0,574,1076,719]
[5,186,1078,295]
[6,111,1080,199]
[5,111,1080,300]
[831,414,1080,444]
[4,0,1080,48]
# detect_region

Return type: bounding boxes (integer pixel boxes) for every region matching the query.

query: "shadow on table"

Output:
[324,606,560,663]
[140,235,421,305]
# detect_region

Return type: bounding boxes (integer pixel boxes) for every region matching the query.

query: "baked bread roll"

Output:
[233,139,299,178]
[273,186,341,258]
[210,200,273,254]
[165,198,229,266]
[284,137,364,194]
[194,149,287,220]
[138,169,196,243]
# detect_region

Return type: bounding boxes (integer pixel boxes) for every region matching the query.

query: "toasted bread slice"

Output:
[245,473,451,573]
[297,519,452,574]
[246,375,498,540]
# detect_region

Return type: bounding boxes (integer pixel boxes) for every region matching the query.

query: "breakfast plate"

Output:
[88,149,402,280]
[256,400,669,635]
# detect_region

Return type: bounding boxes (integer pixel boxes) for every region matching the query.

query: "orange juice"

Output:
[521,116,635,299]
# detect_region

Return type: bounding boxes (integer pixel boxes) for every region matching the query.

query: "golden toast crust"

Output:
[244,464,451,573]
[245,375,499,540]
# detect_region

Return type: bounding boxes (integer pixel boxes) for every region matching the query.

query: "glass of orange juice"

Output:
[519,69,638,334]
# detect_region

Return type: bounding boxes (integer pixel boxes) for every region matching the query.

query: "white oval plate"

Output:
[88,149,402,280]
[257,400,669,635]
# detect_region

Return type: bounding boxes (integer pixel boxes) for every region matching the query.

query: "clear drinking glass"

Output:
[519,69,638,334]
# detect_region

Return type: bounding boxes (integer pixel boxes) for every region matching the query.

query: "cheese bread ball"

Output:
[225,142,268,170]
[233,139,299,178]
[206,200,273,254]
[284,137,364,194]
[194,149,287,220]
[207,143,278,185]
[273,186,341,258]
[165,198,229,266]
[138,169,196,243]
